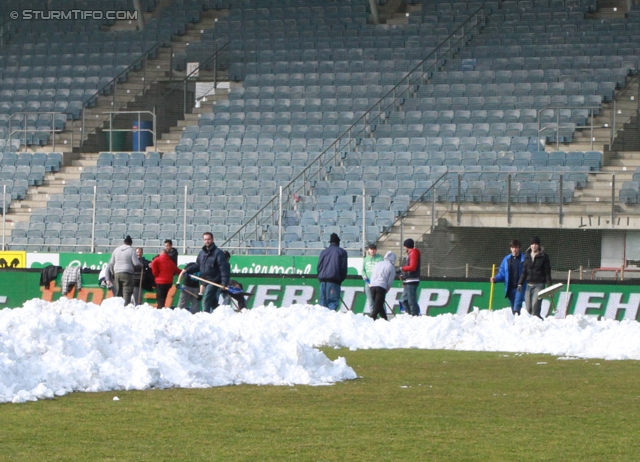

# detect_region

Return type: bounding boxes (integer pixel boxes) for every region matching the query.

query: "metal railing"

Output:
[384,171,449,246]
[80,42,162,148]
[221,6,488,252]
[411,170,640,229]
[536,106,602,150]
[102,110,157,151]
[152,40,231,137]
[8,112,67,152]
[5,169,640,254]
[609,73,640,147]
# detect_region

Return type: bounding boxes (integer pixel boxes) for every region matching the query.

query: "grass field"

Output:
[2,349,640,461]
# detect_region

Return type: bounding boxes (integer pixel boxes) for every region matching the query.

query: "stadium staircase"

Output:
[1,4,228,241]
[375,0,640,257]
[74,8,225,155]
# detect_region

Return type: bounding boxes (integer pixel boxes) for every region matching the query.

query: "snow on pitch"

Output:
[3,298,640,403]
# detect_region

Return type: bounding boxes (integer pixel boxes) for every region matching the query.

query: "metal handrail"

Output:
[387,170,449,236]
[151,40,231,111]
[536,105,602,150]
[80,42,162,146]
[88,42,162,107]
[609,73,640,147]
[102,110,157,151]
[8,111,66,151]
[222,6,487,249]
[7,168,640,254]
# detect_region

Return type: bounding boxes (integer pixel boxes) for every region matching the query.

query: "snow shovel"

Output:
[189,274,248,296]
[384,301,396,317]
[137,266,144,305]
[176,284,202,300]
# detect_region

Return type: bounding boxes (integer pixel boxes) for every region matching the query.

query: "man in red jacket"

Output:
[401,239,421,316]
[151,249,181,308]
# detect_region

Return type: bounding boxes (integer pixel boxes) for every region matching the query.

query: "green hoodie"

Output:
[362,253,383,281]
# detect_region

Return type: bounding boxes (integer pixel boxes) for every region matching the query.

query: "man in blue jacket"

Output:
[491,239,526,314]
[317,233,348,311]
[196,232,230,313]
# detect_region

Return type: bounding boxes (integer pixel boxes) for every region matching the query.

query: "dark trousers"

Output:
[370,286,388,321]
[155,283,172,309]
[114,272,135,305]
[203,284,222,313]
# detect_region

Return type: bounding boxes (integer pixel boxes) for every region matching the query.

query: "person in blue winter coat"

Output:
[317,233,348,311]
[491,239,526,314]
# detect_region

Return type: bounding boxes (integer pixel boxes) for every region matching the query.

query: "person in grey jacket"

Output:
[369,251,397,321]
[108,235,142,305]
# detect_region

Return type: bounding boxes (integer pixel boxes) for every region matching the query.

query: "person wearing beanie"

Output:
[491,239,526,315]
[316,233,348,311]
[517,237,552,319]
[400,238,421,316]
[108,235,142,305]
[369,251,397,321]
[362,243,383,315]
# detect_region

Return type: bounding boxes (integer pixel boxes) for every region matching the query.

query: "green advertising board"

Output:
[32,253,362,277]
[3,269,640,321]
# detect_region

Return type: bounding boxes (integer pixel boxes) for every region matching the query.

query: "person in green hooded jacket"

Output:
[362,243,383,315]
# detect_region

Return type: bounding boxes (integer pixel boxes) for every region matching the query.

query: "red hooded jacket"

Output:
[151,253,181,285]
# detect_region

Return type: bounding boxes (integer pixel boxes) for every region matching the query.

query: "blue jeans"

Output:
[319,281,341,311]
[203,284,222,313]
[402,282,420,316]
[506,287,524,314]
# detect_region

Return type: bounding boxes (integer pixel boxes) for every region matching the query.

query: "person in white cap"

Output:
[362,243,383,315]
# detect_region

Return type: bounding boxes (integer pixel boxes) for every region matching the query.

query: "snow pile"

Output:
[3,298,640,404]
[262,305,640,360]
[0,299,355,403]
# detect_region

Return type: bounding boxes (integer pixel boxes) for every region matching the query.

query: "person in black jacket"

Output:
[176,262,202,314]
[196,232,230,313]
[133,247,152,305]
[316,233,348,311]
[517,236,552,319]
[164,239,178,265]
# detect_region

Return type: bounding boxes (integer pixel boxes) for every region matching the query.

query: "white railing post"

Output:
[91,185,97,253]
[278,186,283,256]
[362,187,366,255]
[183,185,188,254]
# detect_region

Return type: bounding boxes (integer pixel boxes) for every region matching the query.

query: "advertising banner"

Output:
[2,270,640,321]
[49,254,363,276]
[0,251,26,268]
